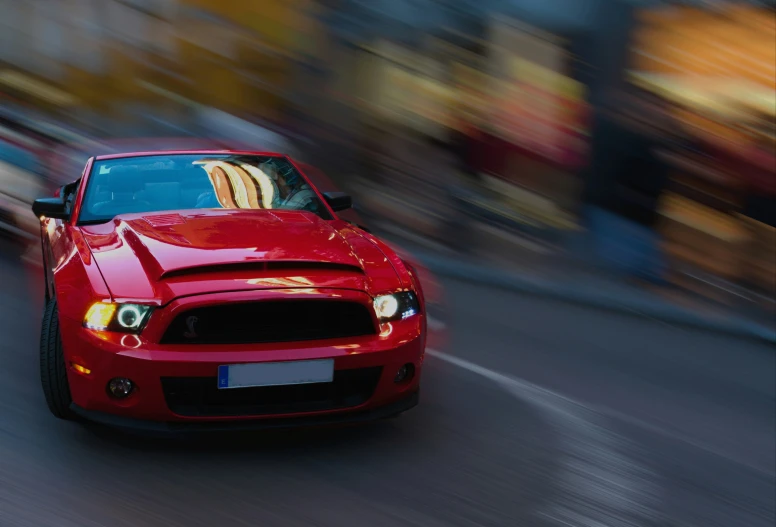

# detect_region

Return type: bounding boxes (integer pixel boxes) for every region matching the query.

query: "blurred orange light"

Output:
[72,363,91,375]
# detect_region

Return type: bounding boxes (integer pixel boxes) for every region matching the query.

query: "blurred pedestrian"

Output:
[359,123,387,185]
[728,113,776,299]
[738,114,776,228]
[585,85,676,284]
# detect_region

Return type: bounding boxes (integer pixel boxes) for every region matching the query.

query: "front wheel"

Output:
[40,298,75,420]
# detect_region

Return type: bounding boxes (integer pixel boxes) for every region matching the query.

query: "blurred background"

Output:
[1,0,774,319]
[0,1,774,526]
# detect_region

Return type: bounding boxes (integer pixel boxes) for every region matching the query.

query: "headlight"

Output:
[373,292,420,322]
[83,302,153,334]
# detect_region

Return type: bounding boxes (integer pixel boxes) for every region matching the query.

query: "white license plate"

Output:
[217,359,334,389]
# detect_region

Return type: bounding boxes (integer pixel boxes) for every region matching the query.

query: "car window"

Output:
[77,154,330,224]
[62,180,80,214]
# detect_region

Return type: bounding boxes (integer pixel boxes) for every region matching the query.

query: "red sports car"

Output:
[32,150,425,432]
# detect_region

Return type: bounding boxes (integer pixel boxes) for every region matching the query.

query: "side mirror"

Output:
[32,197,69,220]
[323,191,352,212]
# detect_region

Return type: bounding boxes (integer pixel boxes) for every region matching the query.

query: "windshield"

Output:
[78,154,330,224]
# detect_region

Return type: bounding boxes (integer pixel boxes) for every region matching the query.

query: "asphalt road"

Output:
[0,239,773,527]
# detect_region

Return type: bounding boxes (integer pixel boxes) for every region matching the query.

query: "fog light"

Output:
[107,377,134,399]
[394,363,415,384]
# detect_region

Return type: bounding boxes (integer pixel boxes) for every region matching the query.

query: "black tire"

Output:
[40,299,75,420]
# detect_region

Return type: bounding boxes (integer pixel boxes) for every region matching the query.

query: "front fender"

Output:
[50,225,111,323]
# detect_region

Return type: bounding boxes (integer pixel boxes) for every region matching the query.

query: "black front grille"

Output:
[161,300,376,345]
[161,367,383,417]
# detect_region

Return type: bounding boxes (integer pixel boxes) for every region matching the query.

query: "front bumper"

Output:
[59,310,425,425]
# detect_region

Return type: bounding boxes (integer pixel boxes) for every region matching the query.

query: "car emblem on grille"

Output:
[183,316,199,338]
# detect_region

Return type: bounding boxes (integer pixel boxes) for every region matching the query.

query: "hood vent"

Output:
[143,213,186,227]
[160,260,365,280]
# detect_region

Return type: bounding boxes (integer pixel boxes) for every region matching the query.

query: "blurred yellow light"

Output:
[84,303,116,330]
[72,363,91,375]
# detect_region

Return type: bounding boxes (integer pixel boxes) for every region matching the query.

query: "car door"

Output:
[42,180,80,299]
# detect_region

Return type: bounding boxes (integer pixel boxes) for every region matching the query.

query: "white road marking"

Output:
[426,348,775,479]
[426,348,664,527]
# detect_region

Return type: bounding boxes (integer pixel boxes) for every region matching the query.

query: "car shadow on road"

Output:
[79,417,409,456]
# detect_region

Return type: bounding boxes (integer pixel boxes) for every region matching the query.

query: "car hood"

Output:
[80,209,402,304]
